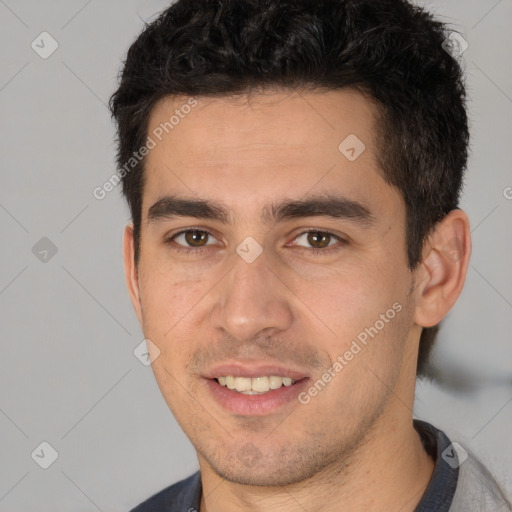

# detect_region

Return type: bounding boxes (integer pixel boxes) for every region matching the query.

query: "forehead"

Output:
[142,89,400,222]
[147,88,377,163]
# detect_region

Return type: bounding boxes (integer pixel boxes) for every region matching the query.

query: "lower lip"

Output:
[205,378,310,415]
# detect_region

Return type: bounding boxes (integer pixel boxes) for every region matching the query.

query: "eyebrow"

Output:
[147,193,376,228]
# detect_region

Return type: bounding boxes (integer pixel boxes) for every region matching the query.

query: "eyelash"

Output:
[165,228,348,256]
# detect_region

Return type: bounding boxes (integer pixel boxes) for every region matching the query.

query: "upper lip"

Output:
[204,361,309,380]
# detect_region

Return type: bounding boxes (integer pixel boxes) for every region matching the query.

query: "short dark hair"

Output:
[109,0,469,377]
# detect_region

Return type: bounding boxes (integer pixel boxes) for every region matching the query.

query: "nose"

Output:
[209,247,294,343]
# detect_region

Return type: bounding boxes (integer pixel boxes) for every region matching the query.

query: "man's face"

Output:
[127,89,421,486]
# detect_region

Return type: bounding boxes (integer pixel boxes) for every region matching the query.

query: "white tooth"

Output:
[225,376,236,389]
[252,376,270,392]
[219,375,294,392]
[269,376,283,390]
[234,377,252,392]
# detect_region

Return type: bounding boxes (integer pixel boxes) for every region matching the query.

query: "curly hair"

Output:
[109,0,469,377]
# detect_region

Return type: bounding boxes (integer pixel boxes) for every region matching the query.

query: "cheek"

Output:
[299,258,412,382]
[295,257,402,332]
[307,302,412,425]
[137,266,204,352]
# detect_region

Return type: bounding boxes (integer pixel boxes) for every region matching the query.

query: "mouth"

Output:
[203,364,310,415]
[214,375,297,394]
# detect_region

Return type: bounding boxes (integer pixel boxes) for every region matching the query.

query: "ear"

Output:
[413,209,472,328]
[123,224,143,326]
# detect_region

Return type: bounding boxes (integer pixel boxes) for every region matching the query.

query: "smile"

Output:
[215,375,296,394]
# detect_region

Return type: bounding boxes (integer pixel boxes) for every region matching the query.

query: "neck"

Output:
[198,400,435,512]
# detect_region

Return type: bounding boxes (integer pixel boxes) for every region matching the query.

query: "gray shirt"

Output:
[131,420,512,511]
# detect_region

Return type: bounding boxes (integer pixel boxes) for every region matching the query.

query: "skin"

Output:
[123,89,471,511]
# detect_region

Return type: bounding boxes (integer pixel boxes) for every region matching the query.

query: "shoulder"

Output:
[413,420,512,511]
[451,451,512,511]
[130,471,201,512]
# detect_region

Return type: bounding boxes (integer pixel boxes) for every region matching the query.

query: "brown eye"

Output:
[306,232,332,249]
[170,229,218,249]
[294,231,340,250]
[290,230,348,255]
[184,230,209,246]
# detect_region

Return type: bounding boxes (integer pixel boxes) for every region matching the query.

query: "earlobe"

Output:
[123,224,143,325]
[413,209,472,328]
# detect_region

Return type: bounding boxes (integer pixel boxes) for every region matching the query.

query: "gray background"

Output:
[0,0,511,510]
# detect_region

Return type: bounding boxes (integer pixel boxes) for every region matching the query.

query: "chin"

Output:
[213,464,315,487]
[202,443,346,488]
